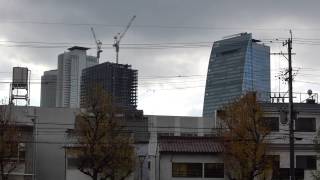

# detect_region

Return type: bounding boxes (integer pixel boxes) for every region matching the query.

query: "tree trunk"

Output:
[92,172,98,180]
[1,163,7,180]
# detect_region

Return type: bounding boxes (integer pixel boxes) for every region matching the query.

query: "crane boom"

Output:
[113,15,136,64]
[90,27,98,43]
[90,27,103,62]
[119,15,136,42]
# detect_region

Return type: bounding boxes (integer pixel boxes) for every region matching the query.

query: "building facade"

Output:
[40,70,57,108]
[147,115,216,180]
[214,102,320,179]
[148,100,320,180]
[5,101,320,180]
[203,33,270,117]
[156,136,224,180]
[0,105,36,180]
[56,46,98,108]
[80,62,137,109]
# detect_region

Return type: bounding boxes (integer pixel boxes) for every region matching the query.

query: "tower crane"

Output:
[90,27,103,62]
[113,15,136,64]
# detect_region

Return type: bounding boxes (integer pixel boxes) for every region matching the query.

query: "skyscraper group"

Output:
[41,33,271,118]
[40,46,138,110]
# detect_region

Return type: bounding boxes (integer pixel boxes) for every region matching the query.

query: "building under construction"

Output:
[80,61,137,109]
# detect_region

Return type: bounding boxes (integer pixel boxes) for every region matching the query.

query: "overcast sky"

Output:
[1,0,320,116]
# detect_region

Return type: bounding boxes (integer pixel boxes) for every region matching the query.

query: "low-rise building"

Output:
[156,136,224,180]
[147,115,216,180]
[0,105,35,180]
[147,101,320,180]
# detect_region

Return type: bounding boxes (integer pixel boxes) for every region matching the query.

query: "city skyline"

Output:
[1,0,320,116]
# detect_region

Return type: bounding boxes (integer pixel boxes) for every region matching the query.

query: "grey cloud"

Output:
[1,0,320,115]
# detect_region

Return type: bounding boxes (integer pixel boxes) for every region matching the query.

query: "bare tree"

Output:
[218,92,273,180]
[69,87,135,180]
[0,105,21,180]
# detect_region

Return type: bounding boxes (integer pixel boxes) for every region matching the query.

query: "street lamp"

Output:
[138,155,146,180]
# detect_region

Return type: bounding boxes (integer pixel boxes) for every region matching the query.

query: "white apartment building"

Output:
[56,46,98,108]
[148,102,320,180]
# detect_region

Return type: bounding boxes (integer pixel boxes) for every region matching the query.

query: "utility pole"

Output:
[283,30,294,180]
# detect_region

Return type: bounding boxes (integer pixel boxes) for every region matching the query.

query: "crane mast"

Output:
[113,15,136,64]
[90,27,103,62]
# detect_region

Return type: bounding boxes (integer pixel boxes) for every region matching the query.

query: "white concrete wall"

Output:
[11,106,78,180]
[146,115,214,138]
[263,110,320,145]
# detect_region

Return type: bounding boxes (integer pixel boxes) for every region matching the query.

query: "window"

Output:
[295,118,316,132]
[221,48,240,56]
[7,143,26,162]
[296,155,317,170]
[172,163,202,177]
[204,163,224,178]
[262,117,279,131]
[180,133,197,137]
[278,168,304,180]
[68,158,80,169]
[157,133,174,137]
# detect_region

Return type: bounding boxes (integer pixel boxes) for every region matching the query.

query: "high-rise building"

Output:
[40,70,57,107]
[56,46,98,108]
[80,61,137,109]
[203,33,270,117]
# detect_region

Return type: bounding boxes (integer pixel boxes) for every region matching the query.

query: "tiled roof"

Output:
[159,136,224,153]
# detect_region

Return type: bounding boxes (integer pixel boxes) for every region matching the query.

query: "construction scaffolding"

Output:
[80,61,138,109]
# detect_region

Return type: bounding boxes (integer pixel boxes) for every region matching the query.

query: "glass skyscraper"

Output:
[202,33,270,117]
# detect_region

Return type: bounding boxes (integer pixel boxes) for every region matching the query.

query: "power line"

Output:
[0,20,301,31]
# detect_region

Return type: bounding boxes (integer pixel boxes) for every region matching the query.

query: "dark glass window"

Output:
[157,133,174,137]
[262,117,279,131]
[172,163,202,177]
[68,158,80,169]
[296,155,317,170]
[295,118,316,132]
[204,163,224,178]
[278,168,304,180]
